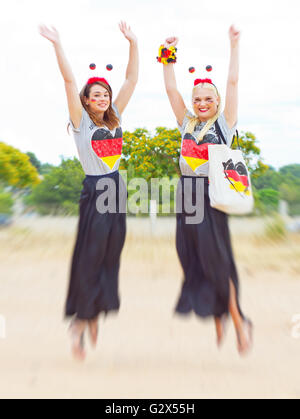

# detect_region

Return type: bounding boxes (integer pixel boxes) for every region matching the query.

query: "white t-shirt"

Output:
[69,103,122,175]
[177,110,237,177]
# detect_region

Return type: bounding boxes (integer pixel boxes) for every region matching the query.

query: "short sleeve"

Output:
[217,113,237,146]
[112,103,122,125]
[69,108,90,133]
[177,109,194,135]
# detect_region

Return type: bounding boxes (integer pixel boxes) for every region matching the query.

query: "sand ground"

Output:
[0,216,299,399]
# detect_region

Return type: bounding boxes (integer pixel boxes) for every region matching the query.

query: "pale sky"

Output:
[0,0,299,169]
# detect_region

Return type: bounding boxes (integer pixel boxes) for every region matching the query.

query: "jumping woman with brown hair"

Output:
[39,21,138,361]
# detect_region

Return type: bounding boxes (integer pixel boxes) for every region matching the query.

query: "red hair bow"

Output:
[194,78,213,86]
[87,77,110,86]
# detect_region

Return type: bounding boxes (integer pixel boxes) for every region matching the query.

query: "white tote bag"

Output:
[208,143,254,215]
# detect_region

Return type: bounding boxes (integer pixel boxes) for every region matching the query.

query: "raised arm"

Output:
[39,25,82,129]
[162,37,186,127]
[114,21,139,115]
[224,25,241,129]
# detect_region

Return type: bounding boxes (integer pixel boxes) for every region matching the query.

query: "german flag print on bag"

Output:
[208,132,254,215]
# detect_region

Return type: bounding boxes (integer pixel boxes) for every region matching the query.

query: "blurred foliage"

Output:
[254,188,280,214]
[40,163,55,175]
[26,152,42,173]
[253,164,300,215]
[120,127,270,216]
[121,128,268,181]
[24,158,84,216]
[13,127,300,217]
[26,152,55,175]
[231,131,269,178]
[120,127,182,181]
[119,127,182,215]
[279,164,300,179]
[0,188,14,215]
[0,142,40,189]
[264,214,287,242]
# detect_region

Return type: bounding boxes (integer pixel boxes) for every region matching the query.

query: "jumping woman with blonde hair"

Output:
[39,21,138,361]
[159,25,253,355]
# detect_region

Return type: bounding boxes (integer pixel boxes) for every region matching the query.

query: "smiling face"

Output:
[85,84,110,114]
[192,86,219,122]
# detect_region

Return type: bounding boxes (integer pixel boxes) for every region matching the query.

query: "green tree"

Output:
[120,127,269,216]
[120,127,181,181]
[253,164,300,215]
[40,163,55,175]
[256,188,280,213]
[25,151,55,175]
[26,152,42,173]
[0,142,40,188]
[0,188,14,215]
[231,132,269,178]
[279,164,300,179]
[25,158,85,215]
[252,166,282,191]
[121,128,268,181]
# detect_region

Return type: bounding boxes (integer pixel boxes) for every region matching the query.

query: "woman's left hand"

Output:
[119,21,137,44]
[229,24,241,47]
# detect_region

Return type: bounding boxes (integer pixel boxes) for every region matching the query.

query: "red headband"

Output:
[194,78,213,86]
[87,77,110,87]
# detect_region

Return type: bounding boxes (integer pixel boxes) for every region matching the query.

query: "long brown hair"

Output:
[80,81,120,130]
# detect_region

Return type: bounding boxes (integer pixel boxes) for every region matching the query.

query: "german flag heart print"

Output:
[222,159,251,196]
[91,127,123,170]
[181,133,209,171]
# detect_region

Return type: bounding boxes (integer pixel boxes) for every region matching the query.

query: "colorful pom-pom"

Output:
[206,65,212,72]
[106,64,113,71]
[89,63,96,70]
[189,67,195,73]
[157,45,177,65]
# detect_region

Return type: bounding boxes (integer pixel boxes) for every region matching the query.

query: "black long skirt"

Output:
[175,176,245,319]
[65,171,127,320]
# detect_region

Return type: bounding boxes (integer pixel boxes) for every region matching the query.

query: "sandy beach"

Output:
[0,216,299,399]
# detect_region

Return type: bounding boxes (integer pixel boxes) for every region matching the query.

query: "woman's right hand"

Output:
[39,24,60,45]
[162,36,185,127]
[164,37,179,48]
[38,24,82,129]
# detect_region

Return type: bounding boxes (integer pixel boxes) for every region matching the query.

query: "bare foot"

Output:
[236,319,253,356]
[215,314,228,348]
[88,318,99,348]
[69,320,87,361]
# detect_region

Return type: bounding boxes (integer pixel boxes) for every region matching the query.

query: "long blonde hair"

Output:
[185,82,222,142]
